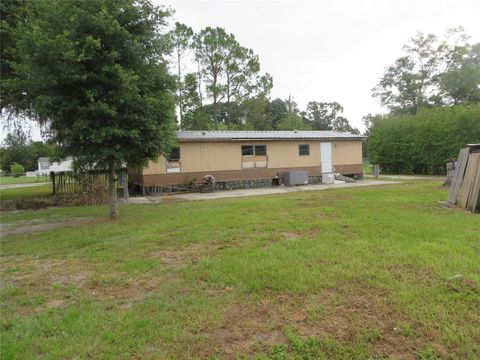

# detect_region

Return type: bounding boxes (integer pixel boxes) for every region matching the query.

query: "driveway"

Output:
[119,180,401,204]
[365,174,445,181]
[0,182,50,190]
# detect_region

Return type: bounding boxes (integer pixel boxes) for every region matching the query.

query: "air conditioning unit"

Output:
[322,173,334,184]
[282,170,309,186]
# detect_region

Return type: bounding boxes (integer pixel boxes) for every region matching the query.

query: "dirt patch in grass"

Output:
[45,299,65,308]
[201,283,424,359]
[319,285,415,358]
[151,250,187,268]
[281,231,299,240]
[1,255,94,315]
[1,256,92,288]
[207,297,287,357]
[151,242,230,269]
[87,276,161,304]
[387,263,437,286]
[1,216,103,238]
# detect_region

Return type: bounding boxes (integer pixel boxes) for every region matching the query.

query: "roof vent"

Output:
[294,129,298,133]
[202,131,206,135]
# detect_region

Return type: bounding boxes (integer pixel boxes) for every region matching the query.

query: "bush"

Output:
[10,163,25,177]
[368,105,480,175]
[1,197,56,211]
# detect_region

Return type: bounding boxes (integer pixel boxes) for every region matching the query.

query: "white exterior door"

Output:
[320,142,334,183]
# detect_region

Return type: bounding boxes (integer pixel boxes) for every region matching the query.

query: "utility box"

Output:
[282,170,309,186]
[322,173,335,184]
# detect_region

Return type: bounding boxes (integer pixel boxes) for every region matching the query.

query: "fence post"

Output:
[121,171,129,201]
[50,171,56,195]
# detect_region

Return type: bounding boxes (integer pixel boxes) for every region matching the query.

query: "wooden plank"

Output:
[465,154,480,212]
[471,165,480,212]
[459,153,477,208]
[468,154,480,211]
[448,148,470,204]
[476,180,480,211]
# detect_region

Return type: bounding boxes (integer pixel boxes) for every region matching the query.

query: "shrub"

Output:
[10,163,25,177]
[1,197,56,211]
[368,105,480,175]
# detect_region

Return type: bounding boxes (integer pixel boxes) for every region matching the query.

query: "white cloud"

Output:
[161,0,480,130]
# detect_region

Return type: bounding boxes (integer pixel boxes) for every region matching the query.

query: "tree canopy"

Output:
[0,128,54,172]
[368,105,480,174]
[366,28,480,174]
[164,24,357,133]
[372,28,480,114]
[3,0,177,218]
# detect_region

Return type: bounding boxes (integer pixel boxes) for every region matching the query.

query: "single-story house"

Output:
[130,130,365,191]
[37,156,73,175]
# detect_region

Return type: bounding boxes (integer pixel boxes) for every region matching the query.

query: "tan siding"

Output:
[143,155,166,175]
[181,142,242,172]
[332,141,362,166]
[266,141,320,168]
[140,166,322,185]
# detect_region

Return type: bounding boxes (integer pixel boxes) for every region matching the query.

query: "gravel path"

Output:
[0,182,50,190]
[365,175,445,181]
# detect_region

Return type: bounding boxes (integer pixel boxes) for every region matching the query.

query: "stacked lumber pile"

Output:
[447,144,480,212]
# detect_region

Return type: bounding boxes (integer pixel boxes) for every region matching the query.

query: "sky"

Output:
[160,0,480,131]
[2,0,479,142]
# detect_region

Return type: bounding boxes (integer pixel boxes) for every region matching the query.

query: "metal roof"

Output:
[177,130,365,142]
[37,156,74,162]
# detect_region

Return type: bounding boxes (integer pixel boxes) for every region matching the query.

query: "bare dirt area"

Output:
[1,216,103,237]
[198,283,427,359]
[1,255,94,315]
[1,256,92,288]
[151,243,211,269]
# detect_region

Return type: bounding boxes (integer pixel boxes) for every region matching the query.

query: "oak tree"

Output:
[9,0,177,218]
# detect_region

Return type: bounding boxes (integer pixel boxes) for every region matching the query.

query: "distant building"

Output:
[37,156,73,175]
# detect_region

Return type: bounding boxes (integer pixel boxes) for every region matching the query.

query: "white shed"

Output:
[37,156,73,175]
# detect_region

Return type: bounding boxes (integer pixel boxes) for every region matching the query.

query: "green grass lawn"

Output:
[0,184,53,203]
[0,175,50,185]
[1,182,479,359]
[362,160,373,175]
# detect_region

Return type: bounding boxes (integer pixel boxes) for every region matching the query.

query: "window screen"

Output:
[242,145,254,156]
[299,144,310,156]
[254,145,267,156]
[167,147,180,161]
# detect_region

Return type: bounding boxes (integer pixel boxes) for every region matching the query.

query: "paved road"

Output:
[119,180,399,204]
[0,182,50,190]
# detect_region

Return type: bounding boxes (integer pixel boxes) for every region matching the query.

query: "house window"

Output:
[241,145,254,156]
[166,147,181,173]
[40,162,50,170]
[255,145,267,156]
[241,144,267,168]
[167,147,180,161]
[299,144,310,156]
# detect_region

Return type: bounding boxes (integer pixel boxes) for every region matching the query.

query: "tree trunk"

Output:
[197,61,203,107]
[177,50,183,129]
[108,163,118,219]
[226,72,231,128]
[213,74,218,130]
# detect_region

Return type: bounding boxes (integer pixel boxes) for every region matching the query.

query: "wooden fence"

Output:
[447,145,480,212]
[51,170,124,205]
